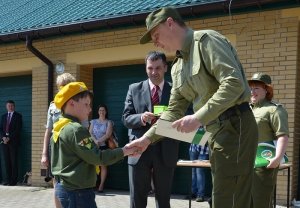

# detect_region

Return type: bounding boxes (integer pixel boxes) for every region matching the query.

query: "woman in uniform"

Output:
[248,72,289,208]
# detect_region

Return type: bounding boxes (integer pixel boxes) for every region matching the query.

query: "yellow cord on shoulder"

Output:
[53,118,72,143]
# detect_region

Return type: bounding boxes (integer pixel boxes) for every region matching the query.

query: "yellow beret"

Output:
[54,82,88,109]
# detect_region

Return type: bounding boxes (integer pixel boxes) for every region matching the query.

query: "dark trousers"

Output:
[128,145,175,208]
[2,144,18,185]
[55,182,97,208]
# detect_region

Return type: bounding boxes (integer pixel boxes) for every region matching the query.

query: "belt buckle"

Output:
[5,133,9,136]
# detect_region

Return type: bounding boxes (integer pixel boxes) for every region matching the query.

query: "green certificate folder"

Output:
[254,141,288,168]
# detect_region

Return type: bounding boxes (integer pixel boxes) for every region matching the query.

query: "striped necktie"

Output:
[151,85,160,125]
[151,85,160,106]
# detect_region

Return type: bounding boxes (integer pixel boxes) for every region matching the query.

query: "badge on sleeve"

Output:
[78,137,93,149]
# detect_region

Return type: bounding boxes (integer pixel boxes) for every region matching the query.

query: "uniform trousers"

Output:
[206,109,258,208]
[251,167,278,208]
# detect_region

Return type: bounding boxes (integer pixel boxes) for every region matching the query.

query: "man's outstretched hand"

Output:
[125,136,151,156]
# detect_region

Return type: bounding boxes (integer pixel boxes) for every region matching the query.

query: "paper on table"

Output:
[156,119,209,146]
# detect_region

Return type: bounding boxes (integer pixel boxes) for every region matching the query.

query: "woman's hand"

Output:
[267,157,280,169]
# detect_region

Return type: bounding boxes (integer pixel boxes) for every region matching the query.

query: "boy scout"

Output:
[51,82,137,208]
[126,7,258,208]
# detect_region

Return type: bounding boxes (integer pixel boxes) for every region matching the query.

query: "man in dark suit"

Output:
[0,100,22,186]
[122,51,179,208]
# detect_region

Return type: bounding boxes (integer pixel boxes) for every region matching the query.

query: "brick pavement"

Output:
[0,185,288,208]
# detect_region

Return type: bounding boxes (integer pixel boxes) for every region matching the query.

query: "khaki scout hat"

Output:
[54,82,88,109]
[248,72,272,85]
[140,7,182,44]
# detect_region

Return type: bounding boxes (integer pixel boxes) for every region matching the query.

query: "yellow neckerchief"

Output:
[52,117,72,143]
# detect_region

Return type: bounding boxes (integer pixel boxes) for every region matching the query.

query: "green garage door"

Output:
[0,75,32,183]
[93,65,190,194]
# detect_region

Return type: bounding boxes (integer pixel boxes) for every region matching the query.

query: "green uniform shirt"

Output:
[51,114,124,190]
[251,99,289,142]
[145,29,251,142]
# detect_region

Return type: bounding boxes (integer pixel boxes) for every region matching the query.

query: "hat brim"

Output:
[248,79,267,85]
[140,30,152,44]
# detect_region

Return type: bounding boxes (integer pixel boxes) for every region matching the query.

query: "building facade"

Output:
[0,1,299,205]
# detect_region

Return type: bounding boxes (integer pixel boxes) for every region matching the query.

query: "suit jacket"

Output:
[122,80,179,167]
[0,111,22,146]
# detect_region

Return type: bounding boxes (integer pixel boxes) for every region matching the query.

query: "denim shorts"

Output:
[55,181,97,208]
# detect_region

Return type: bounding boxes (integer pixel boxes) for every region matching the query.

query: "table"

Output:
[177,160,211,208]
[177,160,292,208]
[274,163,292,208]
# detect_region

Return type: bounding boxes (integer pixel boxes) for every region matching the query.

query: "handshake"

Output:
[1,137,9,144]
[121,136,151,157]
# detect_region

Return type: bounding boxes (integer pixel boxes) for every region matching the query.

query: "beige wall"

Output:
[0,7,299,204]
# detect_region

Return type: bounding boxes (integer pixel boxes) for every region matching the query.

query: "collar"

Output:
[176,29,194,60]
[148,79,164,91]
[251,98,269,108]
[53,113,80,143]
[62,113,80,123]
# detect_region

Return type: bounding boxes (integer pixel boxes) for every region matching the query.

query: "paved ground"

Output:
[0,185,290,208]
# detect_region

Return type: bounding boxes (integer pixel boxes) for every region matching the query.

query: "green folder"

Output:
[153,105,168,116]
[254,141,288,168]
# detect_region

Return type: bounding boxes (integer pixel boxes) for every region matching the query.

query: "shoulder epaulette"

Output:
[270,101,282,107]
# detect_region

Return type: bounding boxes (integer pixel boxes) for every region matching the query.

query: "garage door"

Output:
[93,64,190,194]
[0,75,32,183]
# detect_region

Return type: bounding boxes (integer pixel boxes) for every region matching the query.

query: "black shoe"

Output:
[185,194,196,199]
[2,182,9,186]
[195,196,205,202]
[148,190,155,195]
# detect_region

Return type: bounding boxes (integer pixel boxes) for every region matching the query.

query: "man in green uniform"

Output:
[126,7,258,208]
[51,82,137,208]
[248,73,289,208]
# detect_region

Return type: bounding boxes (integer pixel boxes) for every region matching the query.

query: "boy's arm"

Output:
[73,126,140,166]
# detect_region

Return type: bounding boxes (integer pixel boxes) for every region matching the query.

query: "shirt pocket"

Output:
[171,60,198,102]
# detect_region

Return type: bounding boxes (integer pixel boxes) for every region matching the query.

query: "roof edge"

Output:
[0,0,298,44]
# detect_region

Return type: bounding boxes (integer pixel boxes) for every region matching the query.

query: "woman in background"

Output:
[248,72,289,208]
[89,104,113,193]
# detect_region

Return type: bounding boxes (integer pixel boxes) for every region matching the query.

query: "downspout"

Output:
[26,35,54,105]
